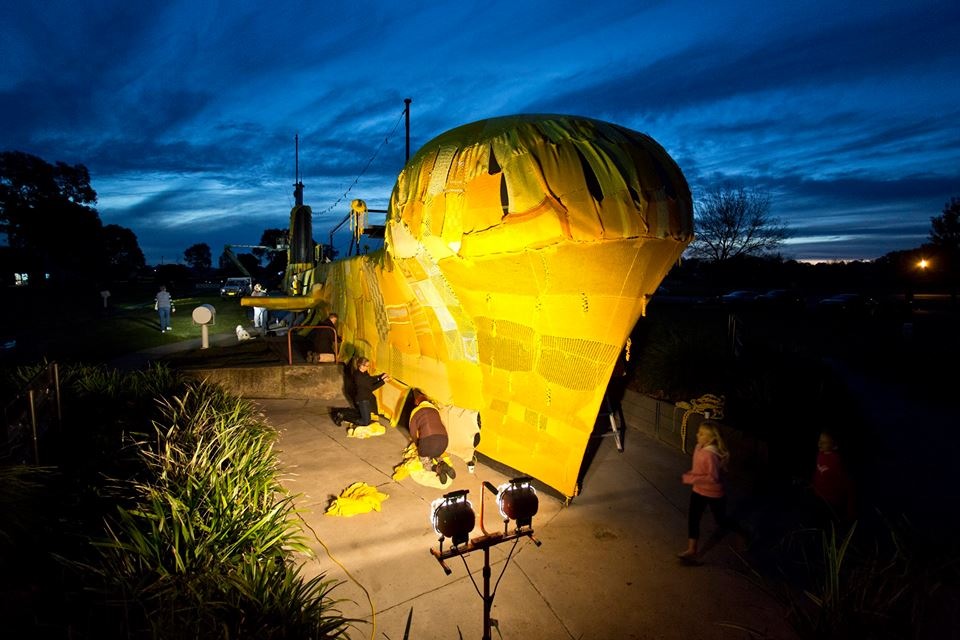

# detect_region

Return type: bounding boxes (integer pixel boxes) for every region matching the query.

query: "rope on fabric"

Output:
[676,393,725,453]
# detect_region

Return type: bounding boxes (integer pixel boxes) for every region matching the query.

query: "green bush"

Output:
[1,363,357,639]
[89,381,357,638]
[754,517,960,640]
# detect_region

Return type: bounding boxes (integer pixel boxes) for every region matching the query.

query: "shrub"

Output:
[90,381,357,638]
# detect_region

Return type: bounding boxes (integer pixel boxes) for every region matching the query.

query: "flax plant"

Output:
[93,381,354,638]
[0,464,53,547]
[738,516,960,639]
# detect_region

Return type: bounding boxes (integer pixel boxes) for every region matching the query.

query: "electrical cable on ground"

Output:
[297,512,377,640]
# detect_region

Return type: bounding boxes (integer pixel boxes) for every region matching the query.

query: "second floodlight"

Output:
[497,477,539,528]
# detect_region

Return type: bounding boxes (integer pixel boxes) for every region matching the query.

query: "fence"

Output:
[618,389,769,475]
[1,362,62,464]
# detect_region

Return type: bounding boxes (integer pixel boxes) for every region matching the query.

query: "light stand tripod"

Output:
[430,479,542,640]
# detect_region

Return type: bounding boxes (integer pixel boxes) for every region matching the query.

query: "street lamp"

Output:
[906,256,931,308]
[430,478,542,640]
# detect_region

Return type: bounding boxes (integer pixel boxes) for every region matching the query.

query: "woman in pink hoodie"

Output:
[678,421,731,560]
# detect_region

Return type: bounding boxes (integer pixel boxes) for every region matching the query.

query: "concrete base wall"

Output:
[620,389,699,451]
[184,363,347,402]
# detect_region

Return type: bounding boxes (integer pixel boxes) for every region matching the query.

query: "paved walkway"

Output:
[259,398,799,640]
[110,318,958,638]
[114,335,799,638]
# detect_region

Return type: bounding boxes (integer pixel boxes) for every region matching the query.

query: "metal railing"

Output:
[2,362,61,464]
[287,325,340,365]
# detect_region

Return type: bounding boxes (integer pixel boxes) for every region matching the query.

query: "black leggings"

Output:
[687,491,730,540]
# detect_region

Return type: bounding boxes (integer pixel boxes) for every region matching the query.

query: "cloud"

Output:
[2,0,959,264]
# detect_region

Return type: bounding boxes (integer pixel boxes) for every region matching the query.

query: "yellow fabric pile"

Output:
[325,482,389,517]
[346,423,386,439]
[392,443,453,489]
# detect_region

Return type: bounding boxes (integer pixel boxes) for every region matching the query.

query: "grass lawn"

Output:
[6,288,255,365]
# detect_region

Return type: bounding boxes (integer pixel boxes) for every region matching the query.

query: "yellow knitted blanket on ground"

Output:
[392,443,453,489]
[325,482,390,517]
[345,422,386,438]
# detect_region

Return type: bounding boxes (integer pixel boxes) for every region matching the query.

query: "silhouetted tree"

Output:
[929,197,960,300]
[930,197,960,251]
[254,228,289,275]
[0,151,105,280]
[183,242,212,271]
[102,223,146,279]
[686,186,789,262]
[252,228,288,258]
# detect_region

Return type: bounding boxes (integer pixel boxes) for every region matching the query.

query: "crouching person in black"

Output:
[409,389,455,483]
[333,356,389,427]
[312,312,340,360]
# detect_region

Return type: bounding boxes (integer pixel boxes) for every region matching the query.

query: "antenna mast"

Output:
[404,98,412,162]
[293,133,304,206]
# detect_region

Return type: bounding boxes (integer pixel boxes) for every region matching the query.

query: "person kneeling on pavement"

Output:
[333,356,389,428]
[408,389,455,483]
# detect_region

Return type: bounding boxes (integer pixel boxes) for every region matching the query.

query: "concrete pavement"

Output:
[116,334,798,638]
[260,397,798,640]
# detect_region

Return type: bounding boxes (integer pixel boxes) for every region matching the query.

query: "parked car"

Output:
[720,290,760,306]
[816,293,878,316]
[220,277,253,298]
[757,288,804,309]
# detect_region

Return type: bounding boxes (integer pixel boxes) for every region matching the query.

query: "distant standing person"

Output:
[251,283,267,333]
[332,356,390,427]
[678,421,737,560]
[155,285,174,333]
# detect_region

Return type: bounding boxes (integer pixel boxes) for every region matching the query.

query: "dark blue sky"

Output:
[2,0,958,264]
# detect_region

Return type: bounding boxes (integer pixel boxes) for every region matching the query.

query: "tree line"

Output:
[3,150,957,290]
[0,151,145,284]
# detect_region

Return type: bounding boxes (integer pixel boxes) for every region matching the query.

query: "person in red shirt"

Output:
[811,430,855,524]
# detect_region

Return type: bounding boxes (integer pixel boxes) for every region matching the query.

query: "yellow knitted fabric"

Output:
[392,443,453,488]
[346,423,386,439]
[325,482,389,517]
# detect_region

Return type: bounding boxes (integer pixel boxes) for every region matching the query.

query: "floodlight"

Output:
[431,489,475,547]
[429,479,541,640]
[496,476,538,528]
